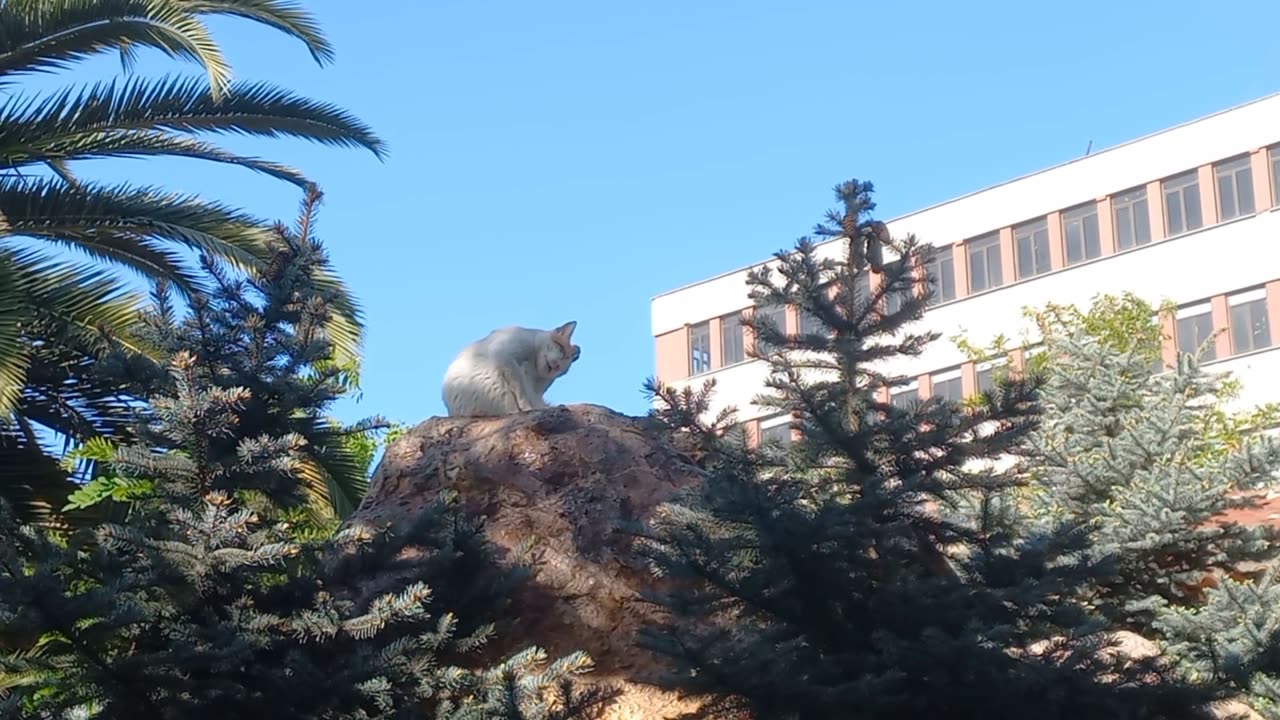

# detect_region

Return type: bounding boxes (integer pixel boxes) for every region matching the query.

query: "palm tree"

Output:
[0,0,386,524]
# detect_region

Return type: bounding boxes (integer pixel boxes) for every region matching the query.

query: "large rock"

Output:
[1021,631,1264,719]
[346,403,704,720]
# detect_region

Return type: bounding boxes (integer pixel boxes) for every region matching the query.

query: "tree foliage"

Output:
[636,180,1221,719]
[0,0,385,524]
[0,351,613,719]
[0,206,616,719]
[1015,314,1280,628]
[66,188,390,530]
[952,290,1280,718]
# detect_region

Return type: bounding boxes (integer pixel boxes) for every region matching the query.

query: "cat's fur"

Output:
[442,321,582,417]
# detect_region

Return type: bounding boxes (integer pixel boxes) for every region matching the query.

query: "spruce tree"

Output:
[1155,565,1280,719]
[75,186,391,529]
[635,180,1222,719]
[0,193,615,719]
[1010,295,1280,631]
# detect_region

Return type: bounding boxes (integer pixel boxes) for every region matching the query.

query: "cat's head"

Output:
[538,320,581,379]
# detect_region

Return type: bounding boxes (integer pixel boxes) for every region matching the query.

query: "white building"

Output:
[650,93,1280,445]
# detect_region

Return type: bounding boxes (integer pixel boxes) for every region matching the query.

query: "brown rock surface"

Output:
[1021,631,1265,719]
[345,403,705,720]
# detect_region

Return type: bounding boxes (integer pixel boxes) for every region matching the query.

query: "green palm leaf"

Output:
[0,75,387,165]
[1,129,312,187]
[0,427,79,528]
[0,0,383,527]
[0,0,337,100]
[303,415,383,518]
[0,177,279,294]
[8,247,147,356]
[176,0,334,65]
[0,246,144,416]
[0,0,232,96]
[0,255,26,415]
[311,263,364,369]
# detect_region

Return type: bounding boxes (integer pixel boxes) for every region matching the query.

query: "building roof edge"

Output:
[649,91,1280,303]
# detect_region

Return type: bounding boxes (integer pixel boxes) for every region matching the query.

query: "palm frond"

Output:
[290,454,339,525]
[0,248,147,445]
[0,427,78,529]
[310,436,372,519]
[4,128,311,187]
[284,187,367,367]
[0,0,232,97]
[8,247,147,357]
[0,644,47,696]
[0,75,387,164]
[0,255,27,415]
[0,176,279,294]
[43,158,80,188]
[277,411,384,519]
[311,263,364,368]
[16,374,137,454]
[16,231,204,296]
[179,0,334,65]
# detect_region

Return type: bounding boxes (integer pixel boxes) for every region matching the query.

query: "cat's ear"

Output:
[553,320,577,340]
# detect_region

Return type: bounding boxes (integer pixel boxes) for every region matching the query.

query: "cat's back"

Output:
[453,325,538,361]
[444,327,543,380]
[443,326,540,416]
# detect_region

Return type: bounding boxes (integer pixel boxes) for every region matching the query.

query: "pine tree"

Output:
[635,180,1223,719]
[0,195,617,719]
[74,186,391,529]
[0,352,614,719]
[1154,565,1280,719]
[1011,296,1280,631]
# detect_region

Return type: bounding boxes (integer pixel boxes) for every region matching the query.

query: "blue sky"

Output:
[61,0,1280,426]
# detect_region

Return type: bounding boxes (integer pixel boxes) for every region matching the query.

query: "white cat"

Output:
[442,321,582,417]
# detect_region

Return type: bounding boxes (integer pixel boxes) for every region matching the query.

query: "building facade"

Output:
[649,93,1280,445]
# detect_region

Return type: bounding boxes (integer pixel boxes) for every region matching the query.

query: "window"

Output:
[798,307,827,337]
[799,284,835,337]
[883,260,915,316]
[1215,156,1255,221]
[759,419,792,448]
[1023,345,1047,373]
[1014,218,1052,280]
[975,360,1005,394]
[930,368,962,403]
[890,383,918,409]
[689,321,711,375]
[966,233,1003,293]
[1163,170,1203,237]
[1175,302,1216,362]
[1229,288,1271,355]
[1062,203,1101,265]
[1113,186,1152,250]
[924,245,956,305]
[754,303,786,354]
[1270,146,1280,207]
[721,312,745,365]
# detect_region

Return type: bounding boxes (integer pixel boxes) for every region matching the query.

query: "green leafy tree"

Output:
[0,0,384,522]
[635,180,1221,719]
